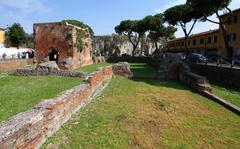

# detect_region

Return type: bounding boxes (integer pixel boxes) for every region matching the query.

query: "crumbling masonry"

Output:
[34,22,93,70]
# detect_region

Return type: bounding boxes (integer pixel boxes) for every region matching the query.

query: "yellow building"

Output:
[165,8,240,58]
[0,28,5,44]
[220,8,240,57]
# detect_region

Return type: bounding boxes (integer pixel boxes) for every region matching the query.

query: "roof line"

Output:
[169,29,219,42]
[220,8,240,17]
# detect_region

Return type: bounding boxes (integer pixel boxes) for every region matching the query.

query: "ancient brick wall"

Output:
[13,68,87,78]
[93,35,157,56]
[0,63,131,149]
[34,23,70,68]
[34,22,93,70]
[190,64,240,88]
[0,59,34,72]
[155,59,212,93]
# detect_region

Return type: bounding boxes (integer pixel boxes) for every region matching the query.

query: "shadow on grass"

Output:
[210,81,240,93]
[130,63,157,78]
[129,63,189,91]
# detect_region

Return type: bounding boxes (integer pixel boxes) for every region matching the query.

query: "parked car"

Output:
[176,53,186,60]
[186,53,207,64]
[233,55,240,61]
[205,53,222,62]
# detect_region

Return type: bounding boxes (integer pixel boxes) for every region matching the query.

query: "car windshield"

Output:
[192,54,203,57]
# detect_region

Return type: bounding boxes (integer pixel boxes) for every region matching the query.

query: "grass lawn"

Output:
[130,63,157,78]
[42,76,240,149]
[76,62,157,78]
[76,62,112,73]
[0,75,82,122]
[212,83,240,107]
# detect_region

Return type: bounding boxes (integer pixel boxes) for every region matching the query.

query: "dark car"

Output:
[186,53,207,64]
[234,55,240,61]
[205,53,222,62]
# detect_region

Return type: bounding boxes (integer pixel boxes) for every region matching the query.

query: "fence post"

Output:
[231,59,234,68]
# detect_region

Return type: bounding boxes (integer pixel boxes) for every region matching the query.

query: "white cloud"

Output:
[0,0,47,14]
[0,0,50,32]
[153,8,162,14]
[153,0,186,15]
[164,0,186,10]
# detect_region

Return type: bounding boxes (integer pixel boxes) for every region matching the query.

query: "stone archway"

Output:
[48,47,59,62]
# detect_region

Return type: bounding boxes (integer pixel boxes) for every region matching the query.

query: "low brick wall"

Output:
[0,59,34,72]
[0,63,131,149]
[157,59,212,93]
[14,68,87,78]
[179,71,212,93]
[190,64,240,88]
[112,62,133,78]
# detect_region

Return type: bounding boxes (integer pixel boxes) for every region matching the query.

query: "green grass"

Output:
[212,83,240,107]
[76,62,112,73]
[42,76,240,149]
[75,62,157,78]
[0,75,82,122]
[130,63,157,78]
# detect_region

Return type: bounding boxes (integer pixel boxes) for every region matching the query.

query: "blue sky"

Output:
[0,0,239,37]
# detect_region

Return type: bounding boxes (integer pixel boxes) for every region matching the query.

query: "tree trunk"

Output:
[140,38,145,56]
[184,36,189,55]
[132,45,137,56]
[155,41,158,51]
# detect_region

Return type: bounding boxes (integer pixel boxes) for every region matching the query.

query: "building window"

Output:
[214,36,218,43]
[226,33,237,41]
[233,34,236,41]
[182,42,184,46]
[188,40,190,45]
[226,35,230,41]
[208,37,212,43]
[234,16,237,24]
[193,39,196,45]
[200,38,204,44]
[171,43,176,47]
[228,17,232,25]
[228,16,238,25]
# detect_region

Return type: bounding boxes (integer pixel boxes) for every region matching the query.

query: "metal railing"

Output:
[202,58,240,69]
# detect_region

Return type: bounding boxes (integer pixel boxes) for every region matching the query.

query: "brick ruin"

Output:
[34,22,93,70]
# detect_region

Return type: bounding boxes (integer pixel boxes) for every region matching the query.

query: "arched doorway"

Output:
[48,48,59,62]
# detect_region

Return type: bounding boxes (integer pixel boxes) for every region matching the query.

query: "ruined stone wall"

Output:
[93,35,156,56]
[71,27,93,68]
[190,64,240,88]
[0,59,34,72]
[34,23,70,69]
[13,68,87,78]
[34,22,93,70]
[154,59,212,93]
[0,63,132,149]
